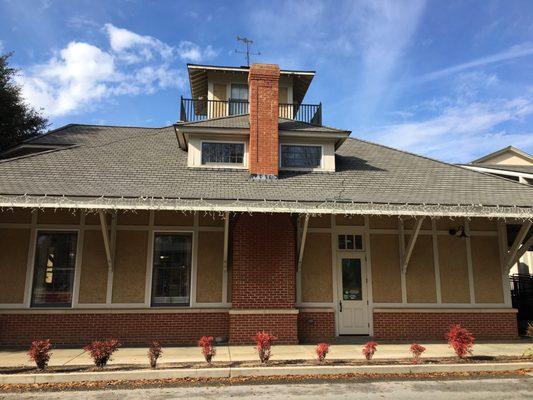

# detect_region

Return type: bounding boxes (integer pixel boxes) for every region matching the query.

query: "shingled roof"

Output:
[0,124,532,218]
[177,114,349,134]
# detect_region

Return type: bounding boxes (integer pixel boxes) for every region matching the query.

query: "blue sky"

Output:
[1,0,533,163]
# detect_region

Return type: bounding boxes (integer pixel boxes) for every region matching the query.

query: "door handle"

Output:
[339,301,342,312]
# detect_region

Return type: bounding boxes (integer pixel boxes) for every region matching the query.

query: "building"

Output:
[0,63,532,347]
[461,146,533,275]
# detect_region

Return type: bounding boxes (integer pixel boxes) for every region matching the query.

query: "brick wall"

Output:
[298,311,335,343]
[231,213,296,309]
[248,63,280,177]
[0,312,229,347]
[229,313,298,344]
[229,212,298,343]
[373,311,518,340]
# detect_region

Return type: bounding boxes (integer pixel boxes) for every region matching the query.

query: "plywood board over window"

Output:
[369,216,398,229]
[0,208,32,224]
[78,230,108,304]
[301,233,333,303]
[0,229,30,303]
[112,230,148,303]
[199,214,225,227]
[438,235,470,303]
[335,215,365,226]
[308,215,331,228]
[154,211,194,226]
[406,235,437,303]
[117,211,150,226]
[38,210,80,225]
[471,236,504,303]
[370,234,402,303]
[196,231,224,303]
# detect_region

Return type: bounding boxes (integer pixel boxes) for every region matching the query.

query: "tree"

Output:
[0,52,48,152]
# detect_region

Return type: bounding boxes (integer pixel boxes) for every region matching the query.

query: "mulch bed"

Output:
[1,355,531,375]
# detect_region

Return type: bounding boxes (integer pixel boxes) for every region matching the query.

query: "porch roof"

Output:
[0,124,532,219]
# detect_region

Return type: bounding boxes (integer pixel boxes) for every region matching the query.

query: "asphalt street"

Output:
[1,376,532,399]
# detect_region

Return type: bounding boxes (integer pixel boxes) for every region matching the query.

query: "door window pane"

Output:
[31,231,77,307]
[151,233,192,306]
[280,145,322,168]
[341,258,362,301]
[338,234,363,250]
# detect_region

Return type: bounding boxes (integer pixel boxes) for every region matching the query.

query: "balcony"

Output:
[180,97,322,125]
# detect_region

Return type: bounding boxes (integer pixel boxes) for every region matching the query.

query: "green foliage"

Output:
[0,52,48,151]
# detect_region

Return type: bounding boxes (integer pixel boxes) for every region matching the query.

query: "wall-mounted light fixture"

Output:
[449,225,468,239]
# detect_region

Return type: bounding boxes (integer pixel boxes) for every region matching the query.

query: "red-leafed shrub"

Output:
[148,341,162,368]
[362,341,378,361]
[28,339,52,370]
[198,336,217,364]
[253,331,277,363]
[315,343,330,363]
[410,343,426,364]
[446,324,474,359]
[84,339,121,367]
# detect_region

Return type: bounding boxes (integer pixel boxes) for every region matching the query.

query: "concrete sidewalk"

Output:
[0,342,529,368]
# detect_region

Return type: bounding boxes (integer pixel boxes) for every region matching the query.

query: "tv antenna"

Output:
[235,36,260,66]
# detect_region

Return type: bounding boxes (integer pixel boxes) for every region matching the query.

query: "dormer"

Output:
[175,63,350,176]
[182,64,319,123]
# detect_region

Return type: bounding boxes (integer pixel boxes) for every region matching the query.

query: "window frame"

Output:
[29,229,80,309]
[150,230,195,308]
[337,233,365,252]
[279,143,324,171]
[200,139,248,169]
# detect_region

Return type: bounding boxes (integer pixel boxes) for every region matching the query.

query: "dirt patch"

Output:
[0,369,531,393]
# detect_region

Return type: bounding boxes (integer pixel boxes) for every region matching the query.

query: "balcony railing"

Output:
[180,97,322,125]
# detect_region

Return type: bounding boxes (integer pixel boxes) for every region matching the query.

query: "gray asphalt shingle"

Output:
[0,124,531,209]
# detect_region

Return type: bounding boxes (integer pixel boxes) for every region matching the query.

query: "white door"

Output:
[337,255,369,335]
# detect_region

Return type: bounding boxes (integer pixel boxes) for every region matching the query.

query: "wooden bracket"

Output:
[297,214,310,272]
[402,218,424,274]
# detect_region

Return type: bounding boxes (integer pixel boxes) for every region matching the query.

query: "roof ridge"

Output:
[344,137,533,192]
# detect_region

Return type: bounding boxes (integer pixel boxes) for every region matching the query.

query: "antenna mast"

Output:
[235,36,260,66]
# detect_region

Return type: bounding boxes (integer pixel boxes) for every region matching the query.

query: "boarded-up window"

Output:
[211,84,228,118]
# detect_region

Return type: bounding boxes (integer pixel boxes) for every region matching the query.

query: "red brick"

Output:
[248,63,280,176]
[0,312,229,347]
[373,312,518,340]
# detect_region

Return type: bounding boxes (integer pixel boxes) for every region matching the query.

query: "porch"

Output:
[0,208,527,346]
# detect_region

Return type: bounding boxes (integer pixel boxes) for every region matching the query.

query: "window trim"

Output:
[149,229,195,308]
[29,228,80,309]
[199,139,248,169]
[279,143,325,171]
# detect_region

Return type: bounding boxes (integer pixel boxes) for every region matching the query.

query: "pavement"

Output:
[0,342,529,368]
[1,376,532,399]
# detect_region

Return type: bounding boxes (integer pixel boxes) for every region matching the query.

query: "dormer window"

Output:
[201,141,244,165]
[280,144,322,169]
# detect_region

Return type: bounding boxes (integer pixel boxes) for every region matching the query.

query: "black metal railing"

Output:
[180,97,322,125]
[510,273,533,325]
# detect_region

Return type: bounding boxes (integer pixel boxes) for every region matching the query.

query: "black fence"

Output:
[180,97,322,125]
[510,273,533,331]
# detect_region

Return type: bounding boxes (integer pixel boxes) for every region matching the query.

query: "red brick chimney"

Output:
[248,63,280,177]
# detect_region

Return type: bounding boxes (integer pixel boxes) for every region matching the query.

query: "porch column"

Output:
[229,213,298,344]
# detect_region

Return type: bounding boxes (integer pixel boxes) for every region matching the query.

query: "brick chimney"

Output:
[248,63,280,177]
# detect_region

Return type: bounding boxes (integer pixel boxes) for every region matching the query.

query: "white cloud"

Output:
[366,97,533,163]
[349,1,426,121]
[415,43,533,85]
[17,25,217,117]
[18,42,116,116]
